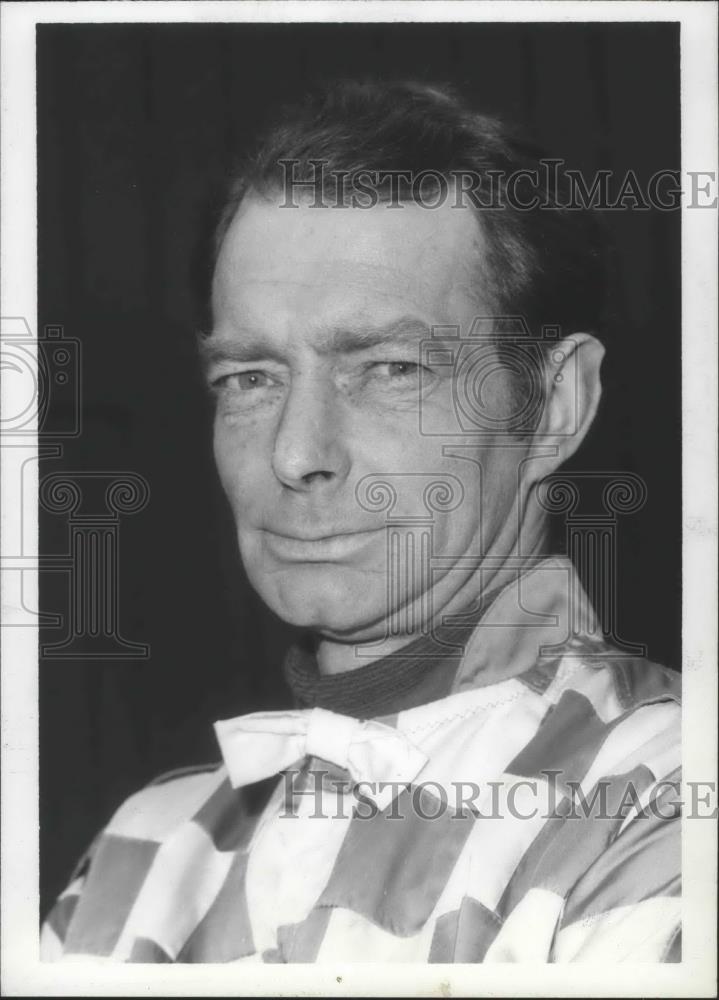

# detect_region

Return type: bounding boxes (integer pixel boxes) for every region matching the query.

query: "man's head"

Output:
[200,81,607,642]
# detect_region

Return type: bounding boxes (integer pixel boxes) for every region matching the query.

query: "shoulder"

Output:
[103,760,226,842]
[146,761,224,787]
[42,760,227,956]
[603,653,681,711]
[546,642,681,718]
[527,648,681,784]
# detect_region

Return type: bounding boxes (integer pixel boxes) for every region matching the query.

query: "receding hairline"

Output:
[196,79,609,349]
[212,181,501,318]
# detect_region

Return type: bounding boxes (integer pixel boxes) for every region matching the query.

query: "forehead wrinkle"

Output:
[211,270,433,327]
[197,333,287,368]
[311,317,433,356]
[217,220,484,294]
[213,200,493,338]
[200,315,434,367]
[215,259,437,292]
[214,268,484,332]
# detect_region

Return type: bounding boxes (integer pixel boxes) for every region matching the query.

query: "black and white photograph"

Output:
[1,1,716,996]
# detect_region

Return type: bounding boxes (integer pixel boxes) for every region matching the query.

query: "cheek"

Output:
[213,423,269,517]
[213,431,239,497]
[430,447,519,548]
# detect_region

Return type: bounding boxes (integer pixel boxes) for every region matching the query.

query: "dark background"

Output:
[38,21,681,917]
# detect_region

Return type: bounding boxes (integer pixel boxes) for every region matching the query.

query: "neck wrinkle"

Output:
[284,581,506,718]
[316,498,549,676]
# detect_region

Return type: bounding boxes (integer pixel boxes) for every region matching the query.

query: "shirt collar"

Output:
[451,555,597,693]
[283,556,592,717]
[283,581,513,718]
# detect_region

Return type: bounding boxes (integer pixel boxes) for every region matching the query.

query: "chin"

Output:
[246,561,392,638]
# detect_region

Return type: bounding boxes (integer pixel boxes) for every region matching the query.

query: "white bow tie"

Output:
[214,707,428,793]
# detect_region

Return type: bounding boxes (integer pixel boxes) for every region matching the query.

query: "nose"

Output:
[271,375,351,492]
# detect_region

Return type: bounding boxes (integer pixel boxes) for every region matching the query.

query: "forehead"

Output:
[211,193,488,334]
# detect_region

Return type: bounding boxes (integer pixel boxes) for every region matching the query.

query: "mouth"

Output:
[260,527,384,562]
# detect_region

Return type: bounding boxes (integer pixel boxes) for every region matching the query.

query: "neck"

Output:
[316,505,549,676]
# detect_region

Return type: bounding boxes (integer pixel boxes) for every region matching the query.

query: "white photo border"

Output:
[1,1,716,996]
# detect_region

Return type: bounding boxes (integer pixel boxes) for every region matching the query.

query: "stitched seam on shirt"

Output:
[402,689,528,737]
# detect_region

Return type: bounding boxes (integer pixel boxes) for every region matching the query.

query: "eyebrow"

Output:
[197,316,434,369]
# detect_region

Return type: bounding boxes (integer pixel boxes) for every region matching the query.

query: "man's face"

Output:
[206,194,528,641]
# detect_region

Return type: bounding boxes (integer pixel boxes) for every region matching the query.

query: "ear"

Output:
[532,332,605,471]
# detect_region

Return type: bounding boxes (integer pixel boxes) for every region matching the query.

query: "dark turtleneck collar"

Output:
[283,587,503,719]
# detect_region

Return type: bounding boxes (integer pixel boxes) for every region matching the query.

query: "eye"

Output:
[363,359,429,388]
[212,370,272,391]
[386,361,420,378]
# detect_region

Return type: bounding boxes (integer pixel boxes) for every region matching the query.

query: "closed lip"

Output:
[261,526,383,560]
[264,527,379,543]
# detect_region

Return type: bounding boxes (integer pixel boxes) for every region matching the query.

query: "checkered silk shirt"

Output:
[41,558,681,963]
